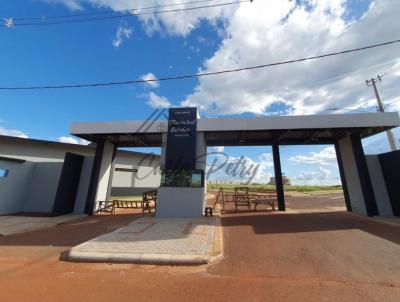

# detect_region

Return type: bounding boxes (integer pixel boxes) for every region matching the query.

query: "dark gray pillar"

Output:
[350,134,378,216]
[85,140,105,215]
[272,143,285,211]
[334,141,352,212]
[105,144,118,201]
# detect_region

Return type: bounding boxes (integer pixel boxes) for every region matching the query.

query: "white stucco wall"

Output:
[94,142,115,209]
[156,187,205,218]
[0,160,34,214]
[23,162,64,213]
[112,151,161,189]
[0,136,161,215]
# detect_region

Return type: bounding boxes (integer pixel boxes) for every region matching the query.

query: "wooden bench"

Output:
[94,201,115,215]
[142,190,157,215]
[113,199,141,209]
[213,187,235,210]
[250,189,277,211]
[234,187,251,211]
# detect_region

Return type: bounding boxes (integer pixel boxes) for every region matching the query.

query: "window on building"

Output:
[0,169,9,177]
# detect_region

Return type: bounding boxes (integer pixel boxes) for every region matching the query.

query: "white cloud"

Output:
[297,167,332,181]
[58,136,90,145]
[140,72,159,88]
[45,0,400,117]
[289,146,337,165]
[297,171,318,181]
[318,167,331,179]
[207,152,273,184]
[181,0,400,116]
[112,21,132,47]
[50,0,236,36]
[0,127,28,138]
[146,92,171,109]
[45,0,83,10]
[212,146,225,152]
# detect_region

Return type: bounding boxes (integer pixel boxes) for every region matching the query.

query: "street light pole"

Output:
[366,75,397,151]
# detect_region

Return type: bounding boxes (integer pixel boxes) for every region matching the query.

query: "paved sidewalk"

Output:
[68,216,222,264]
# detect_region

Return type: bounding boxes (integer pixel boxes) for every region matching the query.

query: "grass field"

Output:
[111,185,343,201]
[110,196,142,202]
[207,184,343,192]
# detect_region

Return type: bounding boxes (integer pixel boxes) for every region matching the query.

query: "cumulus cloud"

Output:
[207,152,273,184]
[112,21,132,47]
[297,167,332,181]
[296,171,318,181]
[58,136,90,145]
[181,0,400,116]
[0,127,28,138]
[289,146,337,165]
[46,0,400,119]
[45,0,83,10]
[140,72,159,88]
[50,0,237,36]
[212,146,225,152]
[146,92,171,109]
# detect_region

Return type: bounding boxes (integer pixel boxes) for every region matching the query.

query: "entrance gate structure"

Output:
[70,109,400,218]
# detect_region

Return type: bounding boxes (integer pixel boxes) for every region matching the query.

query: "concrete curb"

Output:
[68,250,210,265]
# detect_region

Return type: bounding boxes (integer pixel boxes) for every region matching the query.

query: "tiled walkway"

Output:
[68,216,222,264]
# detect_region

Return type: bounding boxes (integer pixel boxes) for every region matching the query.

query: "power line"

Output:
[1,0,248,27]
[384,98,400,109]
[10,0,220,21]
[0,38,399,90]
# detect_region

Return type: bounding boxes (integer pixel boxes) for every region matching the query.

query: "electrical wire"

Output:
[10,0,221,21]
[0,38,399,90]
[384,98,400,109]
[1,0,248,27]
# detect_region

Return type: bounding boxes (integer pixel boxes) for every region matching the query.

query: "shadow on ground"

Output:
[0,213,142,247]
[221,211,400,245]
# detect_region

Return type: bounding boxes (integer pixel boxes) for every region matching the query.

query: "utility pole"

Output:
[366,75,397,151]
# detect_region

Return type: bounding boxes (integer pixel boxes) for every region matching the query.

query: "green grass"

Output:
[111,185,343,201]
[206,184,342,193]
[110,196,142,202]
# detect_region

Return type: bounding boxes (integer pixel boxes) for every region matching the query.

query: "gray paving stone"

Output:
[69,216,222,264]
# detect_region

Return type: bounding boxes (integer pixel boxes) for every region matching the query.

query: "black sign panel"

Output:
[165,107,197,170]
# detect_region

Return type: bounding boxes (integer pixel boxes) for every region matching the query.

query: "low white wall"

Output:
[156,187,205,218]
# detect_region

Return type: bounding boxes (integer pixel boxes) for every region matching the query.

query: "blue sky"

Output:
[1,0,399,185]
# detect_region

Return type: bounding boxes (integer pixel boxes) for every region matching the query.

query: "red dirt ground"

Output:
[0,194,399,302]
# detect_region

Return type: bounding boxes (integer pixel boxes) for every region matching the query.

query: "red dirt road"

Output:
[0,195,399,302]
